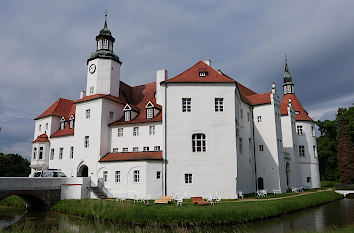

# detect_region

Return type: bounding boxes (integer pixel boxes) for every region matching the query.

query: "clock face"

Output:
[89,64,96,74]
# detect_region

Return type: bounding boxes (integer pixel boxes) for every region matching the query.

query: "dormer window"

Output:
[147,108,153,119]
[69,115,74,129]
[60,117,65,130]
[125,111,131,121]
[295,111,300,115]
[199,71,208,77]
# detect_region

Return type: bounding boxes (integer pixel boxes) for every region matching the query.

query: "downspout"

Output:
[251,106,258,191]
[164,84,168,196]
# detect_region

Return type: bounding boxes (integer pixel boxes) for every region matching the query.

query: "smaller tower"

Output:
[283,55,294,95]
[86,11,121,97]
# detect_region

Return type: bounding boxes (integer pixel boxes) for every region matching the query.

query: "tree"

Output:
[316,103,354,181]
[0,153,31,177]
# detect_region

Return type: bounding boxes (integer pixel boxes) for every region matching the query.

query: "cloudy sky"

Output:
[0,0,353,159]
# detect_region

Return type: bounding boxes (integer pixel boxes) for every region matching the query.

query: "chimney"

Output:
[80,91,86,99]
[156,69,168,105]
[203,60,211,66]
[272,82,276,94]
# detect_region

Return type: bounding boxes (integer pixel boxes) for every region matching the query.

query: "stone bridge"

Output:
[0,178,63,210]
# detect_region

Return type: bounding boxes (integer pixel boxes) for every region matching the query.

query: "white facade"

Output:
[30,19,320,199]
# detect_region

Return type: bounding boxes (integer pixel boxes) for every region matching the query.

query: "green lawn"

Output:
[51,190,342,225]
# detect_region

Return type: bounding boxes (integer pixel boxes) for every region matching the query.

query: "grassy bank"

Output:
[52,190,342,225]
[0,196,26,208]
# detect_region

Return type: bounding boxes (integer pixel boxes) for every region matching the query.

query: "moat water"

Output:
[1,198,354,232]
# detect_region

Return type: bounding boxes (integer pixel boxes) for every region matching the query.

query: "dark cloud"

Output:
[1,0,353,157]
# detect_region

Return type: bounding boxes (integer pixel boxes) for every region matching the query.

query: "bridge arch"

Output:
[0,190,50,210]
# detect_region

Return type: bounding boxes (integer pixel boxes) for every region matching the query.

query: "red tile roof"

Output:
[35,98,74,120]
[280,94,314,122]
[32,133,50,143]
[163,61,236,83]
[110,82,163,126]
[51,125,74,138]
[99,151,163,162]
[244,92,272,106]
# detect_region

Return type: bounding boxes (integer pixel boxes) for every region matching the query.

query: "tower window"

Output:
[45,123,48,131]
[109,111,114,120]
[215,98,224,112]
[156,171,161,179]
[297,126,303,135]
[50,148,54,160]
[33,148,37,160]
[313,146,317,158]
[59,148,63,160]
[124,111,131,121]
[103,39,108,49]
[39,124,42,132]
[39,147,43,160]
[192,133,206,152]
[115,171,120,183]
[89,86,94,94]
[70,146,74,159]
[84,136,89,148]
[103,171,108,182]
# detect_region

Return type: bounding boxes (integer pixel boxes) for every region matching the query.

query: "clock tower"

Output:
[86,12,121,97]
[283,55,294,95]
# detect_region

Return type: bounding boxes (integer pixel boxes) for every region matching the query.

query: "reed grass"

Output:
[0,196,26,208]
[51,190,342,226]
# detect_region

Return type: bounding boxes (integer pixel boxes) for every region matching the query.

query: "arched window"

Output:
[39,147,43,160]
[192,133,206,152]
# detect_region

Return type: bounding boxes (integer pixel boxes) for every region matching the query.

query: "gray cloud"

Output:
[0,0,353,157]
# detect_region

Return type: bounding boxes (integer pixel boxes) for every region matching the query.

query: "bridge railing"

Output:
[0,177,62,191]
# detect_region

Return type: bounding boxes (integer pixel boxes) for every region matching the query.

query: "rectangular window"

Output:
[133,127,139,136]
[313,146,317,158]
[70,146,74,159]
[59,148,63,160]
[39,124,42,131]
[307,177,311,183]
[240,109,243,119]
[33,148,37,159]
[89,86,94,94]
[50,148,54,160]
[299,145,305,157]
[154,146,161,151]
[115,171,120,183]
[192,133,206,152]
[124,111,131,121]
[103,171,108,182]
[118,128,123,137]
[259,145,264,151]
[39,147,43,160]
[247,112,250,121]
[182,98,191,112]
[45,123,48,131]
[257,116,262,122]
[239,138,243,153]
[149,125,155,135]
[185,173,192,184]
[297,126,303,135]
[156,171,161,179]
[143,146,149,152]
[134,170,140,183]
[86,109,91,119]
[109,111,114,120]
[123,147,128,152]
[133,147,139,152]
[113,148,119,152]
[84,136,89,148]
[215,98,224,112]
[146,108,153,119]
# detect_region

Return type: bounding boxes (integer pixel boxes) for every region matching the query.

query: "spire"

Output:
[282,54,295,94]
[104,10,108,29]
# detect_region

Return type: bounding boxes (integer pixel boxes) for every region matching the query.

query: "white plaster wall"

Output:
[296,121,320,188]
[48,135,75,177]
[146,161,164,199]
[97,161,148,198]
[236,96,256,193]
[61,177,91,199]
[164,83,238,199]
[86,58,121,97]
[253,100,286,192]
[30,142,50,170]
[156,70,167,105]
[33,116,60,139]
[110,123,162,152]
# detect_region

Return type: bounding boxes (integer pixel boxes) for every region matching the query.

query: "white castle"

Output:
[30,15,320,199]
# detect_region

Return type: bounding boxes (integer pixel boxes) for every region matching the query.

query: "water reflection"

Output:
[1,199,354,233]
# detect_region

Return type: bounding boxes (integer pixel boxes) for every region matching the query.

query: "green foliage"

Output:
[316,103,354,181]
[51,191,342,226]
[0,153,31,177]
[0,196,26,208]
